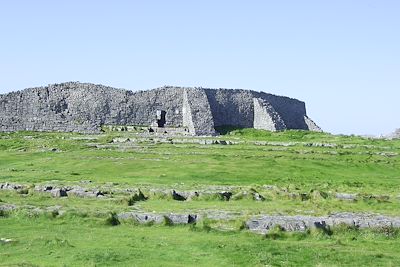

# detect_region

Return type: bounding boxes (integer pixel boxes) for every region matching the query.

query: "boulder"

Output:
[51,188,68,198]
[165,214,198,224]
[118,212,165,224]
[68,187,96,198]
[335,193,357,201]
[253,192,265,201]
[218,191,233,201]
[246,213,400,234]
[34,185,53,192]
[0,204,17,212]
[172,190,186,201]
[0,183,24,190]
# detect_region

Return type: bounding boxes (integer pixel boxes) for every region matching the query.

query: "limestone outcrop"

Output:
[0,82,320,135]
[386,129,400,140]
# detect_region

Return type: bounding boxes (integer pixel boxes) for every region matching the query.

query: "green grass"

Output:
[0,131,399,191]
[137,197,400,217]
[0,130,400,266]
[2,215,400,266]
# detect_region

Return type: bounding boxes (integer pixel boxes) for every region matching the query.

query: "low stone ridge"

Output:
[117,211,400,233]
[3,200,400,233]
[33,184,105,198]
[2,182,400,234]
[0,183,24,190]
[0,182,393,204]
[246,213,400,234]
[0,82,321,135]
[386,129,400,140]
[0,204,17,212]
[118,211,238,225]
[335,193,358,201]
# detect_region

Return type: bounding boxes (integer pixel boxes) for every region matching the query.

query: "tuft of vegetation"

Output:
[105,212,120,226]
[265,225,286,240]
[127,190,148,206]
[0,210,8,217]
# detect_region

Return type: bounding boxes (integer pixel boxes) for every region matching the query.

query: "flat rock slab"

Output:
[118,212,197,225]
[0,204,17,212]
[0,183,24,190]
[246,213,400,234]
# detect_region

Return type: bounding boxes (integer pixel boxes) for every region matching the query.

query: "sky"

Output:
[0,0,399,135]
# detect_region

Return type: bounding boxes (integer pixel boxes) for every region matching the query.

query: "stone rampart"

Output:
[0,82,320,135]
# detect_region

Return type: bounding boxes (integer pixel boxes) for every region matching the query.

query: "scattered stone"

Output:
[127,189,148,205]
[385,129,400,140]
[0,238,14,244]
[304,143,337,148]
[51,188,68,198]
[231,190,265,201]
[198,139,214,145]
[310,190,328,200]
[118,212,164,224]
[253,192,265,201]
[0,204,17,212]
[184,191,200,200]
[119,212,197,225]
[34,185,53,192]
[34,184,105,198]
[285,191,310,201]
[362,194,390,202]
[112,138,130,143]
[246,213,400,234]
[247,215,309,234]
[46,205,62,212]
[0,183,24,191]
[335,193,357,201]
[377,151,398,157]
[68,187,103,198]
[172,190,187,201]
[218,191,233,201]
[263,185,278,190]
[165,214,197,224]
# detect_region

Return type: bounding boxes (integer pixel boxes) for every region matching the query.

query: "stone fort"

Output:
[0,82,321,135]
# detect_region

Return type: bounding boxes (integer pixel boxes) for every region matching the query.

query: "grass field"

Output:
[2,215,400,267]
[1,129,400,266]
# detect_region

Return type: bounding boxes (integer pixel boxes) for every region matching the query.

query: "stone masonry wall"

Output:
[0,82,320,135]
[0,83,185,133]
[253,98,286,131]
[204,88,311,130]
[204,89,255,128]
[182,88,216,135]
[256,91,309,129]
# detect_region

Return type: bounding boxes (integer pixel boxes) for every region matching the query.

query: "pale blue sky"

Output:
[0,0,399,135]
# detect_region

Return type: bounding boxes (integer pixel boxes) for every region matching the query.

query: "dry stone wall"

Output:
[253,98,286,131]
[0,82,320,135]
[182,88,216,135]
[204,88,314,130]
[0,83,185,133]
[204,89,255,128]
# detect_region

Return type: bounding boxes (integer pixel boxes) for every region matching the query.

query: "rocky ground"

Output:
[2,180,400,235]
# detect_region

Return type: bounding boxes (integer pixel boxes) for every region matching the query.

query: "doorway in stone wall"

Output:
[156,110,166,127]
